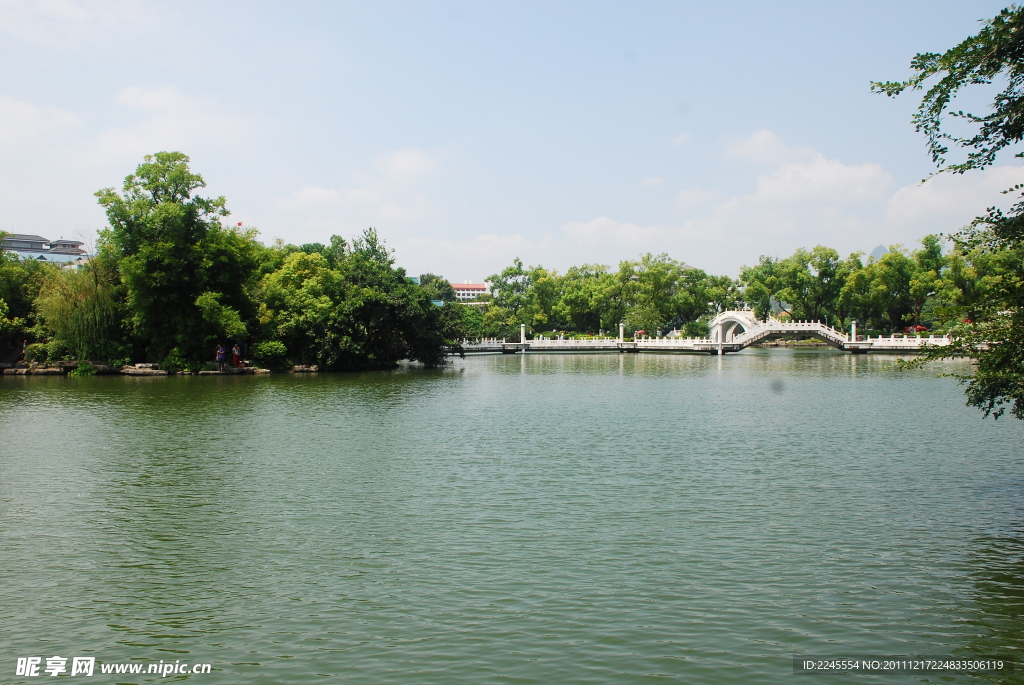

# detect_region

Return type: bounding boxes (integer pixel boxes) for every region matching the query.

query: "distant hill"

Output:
[868,245,888,261]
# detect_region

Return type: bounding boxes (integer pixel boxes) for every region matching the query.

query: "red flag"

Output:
[237,222,242,227]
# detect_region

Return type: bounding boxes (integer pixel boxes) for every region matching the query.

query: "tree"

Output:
[486,258,532,315]
[935,243,1000,323]
[481,305,520,339]
[874,5,1024,417]
[34,262,124,362]
[437,301,486,350]
[259,229,448,370]
[624,301,663,336]
[558,264,615,333]
[837,253,875,331]
[419,273,457,302]
[908,235,946,329]
[0,237,49,349]
[739,256,781,320]
[775,246,846,323]
[869,248,918,333]
[520,265,563,330]
[0,298,21,343]
[96,152,259,361]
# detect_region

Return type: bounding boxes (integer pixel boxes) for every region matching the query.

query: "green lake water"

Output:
[2,349,1023,683]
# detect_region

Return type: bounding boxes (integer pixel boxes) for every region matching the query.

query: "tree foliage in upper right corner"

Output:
[873,4,1024,418]
[871,6,1024,177]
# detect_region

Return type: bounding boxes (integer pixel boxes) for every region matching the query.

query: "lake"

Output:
[2,349,1022,683]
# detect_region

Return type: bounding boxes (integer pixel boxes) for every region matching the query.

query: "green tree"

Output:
[419,273,457,302]
[624,301,663,336]
[34,262,123,362]
[935,243,1000,324]
[0,297,22,343]
[874,4,1024,417]
[907,235,946,329]
[299,242,326,255]
[437,302,465,354]
[836,253,874,331]
[869,248,917,333]
[96,152,260,361]
[486,258,532,315]
[0,239,50,348]
[775,246,846,324]
[739,256,782,320]
[481,305,520,339]
[520,265,564,330]
[259,229,447,370]
[703,273,744,317]
[558,264,615,333]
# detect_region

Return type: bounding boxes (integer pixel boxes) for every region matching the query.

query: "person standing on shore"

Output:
[231,343,241,368]
[216,344,226,371]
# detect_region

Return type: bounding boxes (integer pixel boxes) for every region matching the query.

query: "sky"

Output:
[0,0,1018,281]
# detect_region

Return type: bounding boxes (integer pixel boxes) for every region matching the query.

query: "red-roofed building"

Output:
[450,282,488,302]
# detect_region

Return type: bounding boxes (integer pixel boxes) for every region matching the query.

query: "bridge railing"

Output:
[729,319,849,344]
[527,338,620,347]
[524,337,717,347]
[633,337,714,345]
[860,334,951,346]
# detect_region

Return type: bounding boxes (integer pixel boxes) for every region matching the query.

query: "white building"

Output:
[1,234,88,263]
[450,282,488,302]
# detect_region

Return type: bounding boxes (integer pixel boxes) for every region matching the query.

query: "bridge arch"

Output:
[709,311,759,344]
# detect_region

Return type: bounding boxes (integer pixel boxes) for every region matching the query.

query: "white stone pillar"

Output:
[850,321,857,341]
[520,323,526,345]
[618,322,624,342]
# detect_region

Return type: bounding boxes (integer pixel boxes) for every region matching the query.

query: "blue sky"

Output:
[0,0,1016,280]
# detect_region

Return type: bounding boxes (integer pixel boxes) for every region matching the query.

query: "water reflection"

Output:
[2,352,1022,684]
[964,534,1024,680]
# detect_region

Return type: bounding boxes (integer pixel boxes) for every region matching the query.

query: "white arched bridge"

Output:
[458,310,952,355]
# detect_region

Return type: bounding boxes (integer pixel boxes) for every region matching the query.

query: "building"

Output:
[1,234,88,263]
[450,282,488,302]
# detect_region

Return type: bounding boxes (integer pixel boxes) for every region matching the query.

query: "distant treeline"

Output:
[447,235,992,340]
[0,152,1007,372]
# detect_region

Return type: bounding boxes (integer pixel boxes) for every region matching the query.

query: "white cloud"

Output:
[401,131,905,277]
[675,188,720,210]
[885,165,1020,228]
[115,85,182,110]
[84,86,256,166]
[545,131,1005,275]
[0,0,147,46]
[278,185,379,209]
[670,132,690,146]
[395,232,559,279]
[276,147,443,230]
[373,147,437,182]
[749,155,894,203]
[563,216,650,248]
[377,195,440,223]
[724,128,815,165]
[640,176,664,187]
[0,94,82,146]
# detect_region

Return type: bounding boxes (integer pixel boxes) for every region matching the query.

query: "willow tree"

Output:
[873,5,1024,418]
[34,264,120,362]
